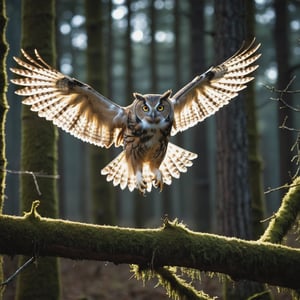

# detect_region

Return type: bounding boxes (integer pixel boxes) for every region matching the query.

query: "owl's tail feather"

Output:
[101,143,198,193]
[160,143,198,186]
[101,151,136,192]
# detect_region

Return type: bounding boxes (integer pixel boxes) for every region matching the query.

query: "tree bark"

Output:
[215,0,250,239]
[85,0,116,225]
[245,0,266,240]
[17,0,60,299]
[214,1,270,298]
[0,203,300,290]
[189,0,210,231]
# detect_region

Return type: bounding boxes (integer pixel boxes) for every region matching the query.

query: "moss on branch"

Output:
[155,267,214,300]
[0,206,300,290]
[260,176,300,243]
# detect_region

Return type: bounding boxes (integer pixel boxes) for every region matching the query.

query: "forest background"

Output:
[5,0,300,228]
[1,0,300,299]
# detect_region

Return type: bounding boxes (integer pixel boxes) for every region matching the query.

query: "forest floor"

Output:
[2,256,293,300]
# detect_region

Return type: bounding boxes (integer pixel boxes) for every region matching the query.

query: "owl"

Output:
[10,40,260,194]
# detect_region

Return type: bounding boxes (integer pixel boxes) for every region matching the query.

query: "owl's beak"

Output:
[146,112,160,124]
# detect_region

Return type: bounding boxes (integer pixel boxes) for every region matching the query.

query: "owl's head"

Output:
[133,90,173,127]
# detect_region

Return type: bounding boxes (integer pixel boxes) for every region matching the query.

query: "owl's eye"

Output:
[142,104,149,112]
[157,105,164,111]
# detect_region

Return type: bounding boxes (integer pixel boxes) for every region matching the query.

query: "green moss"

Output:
[16,0,60,299]
[260,176,300,243]
[132,265,214,300]
[155,267,215,300]
[23,200,41,221]
[1,213,300,291]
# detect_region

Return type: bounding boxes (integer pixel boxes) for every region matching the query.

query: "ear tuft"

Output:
[133,92,145,101]
[161,89,172,99]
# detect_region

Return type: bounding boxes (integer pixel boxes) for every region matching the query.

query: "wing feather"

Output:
[171,39,261,135]
[10,49,127,148]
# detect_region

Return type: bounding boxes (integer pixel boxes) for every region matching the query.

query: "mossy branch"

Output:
[155,267,214,300]
[260,176,300,243]
[132,265,212,300]
[0,205,300,290]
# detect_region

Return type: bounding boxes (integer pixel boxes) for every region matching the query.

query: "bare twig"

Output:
[279,116,300,133]
[264,77,300,182]
[260,213,276,223]
[265,76,300,95]
[2,168,59,196]
[0,256,35,288]
[264,182,300,194]
[291,133,300,178]
[264,76,300,112]
[4,168,59,179]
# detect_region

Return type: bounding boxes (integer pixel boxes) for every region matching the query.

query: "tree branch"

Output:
[261,176,300,243]
[0,201,300,290]
[154,267,214,300]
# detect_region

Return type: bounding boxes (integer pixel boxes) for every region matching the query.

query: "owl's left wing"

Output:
[171,40,261,135]
[10,49,127,148]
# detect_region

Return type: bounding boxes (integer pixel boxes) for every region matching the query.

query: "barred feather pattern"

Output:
[101,143,197,192]
[171,40,261,135]
[10,49,125,148]
[10,40,260,194]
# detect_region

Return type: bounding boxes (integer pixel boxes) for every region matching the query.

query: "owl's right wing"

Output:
[170,39,261,135]
[10,49,127,148]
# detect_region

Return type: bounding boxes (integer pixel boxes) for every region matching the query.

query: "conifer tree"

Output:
[15,0,60,299]
[85,0,116,224]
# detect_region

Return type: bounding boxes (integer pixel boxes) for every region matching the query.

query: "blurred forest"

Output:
[5,0,300,229]
[2,0,300,299]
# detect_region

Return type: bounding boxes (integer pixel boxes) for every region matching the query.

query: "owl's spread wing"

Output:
[10,49,127,148]
[171,40,261,135]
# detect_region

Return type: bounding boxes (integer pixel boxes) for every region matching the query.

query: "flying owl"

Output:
[10,40,260,194]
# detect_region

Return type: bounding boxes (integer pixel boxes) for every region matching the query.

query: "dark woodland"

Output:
[1,0,300,299]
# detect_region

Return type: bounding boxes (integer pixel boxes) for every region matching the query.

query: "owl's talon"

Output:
[136,171,147,195]
[152,169,163,192]
[154,179,163,192]
[137,183,147,196]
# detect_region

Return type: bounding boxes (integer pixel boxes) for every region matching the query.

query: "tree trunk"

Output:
[85,0,116,225]
[125,0,147,227]
[0,0,8,298]
[189,0,211,231]
[214,1,269,298]
[245,0,266,240]
[215,0,250,239]
[150,0,157,93]
[16,0,60,299]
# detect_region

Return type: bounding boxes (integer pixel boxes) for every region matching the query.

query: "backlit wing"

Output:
[171,40,261,135]
[10,49,127,148]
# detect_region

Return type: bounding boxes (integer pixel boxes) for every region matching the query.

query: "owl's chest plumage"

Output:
[124,111,172,167]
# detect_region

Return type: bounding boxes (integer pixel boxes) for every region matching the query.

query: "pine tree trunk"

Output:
[215,0,250,239]
[245,0,266,239]
[0,0,8,298]
[189,0,211,231]
[125,0,146,227]
[16,0,60,299]
[215,1,269,298]
[85,0,116,225]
